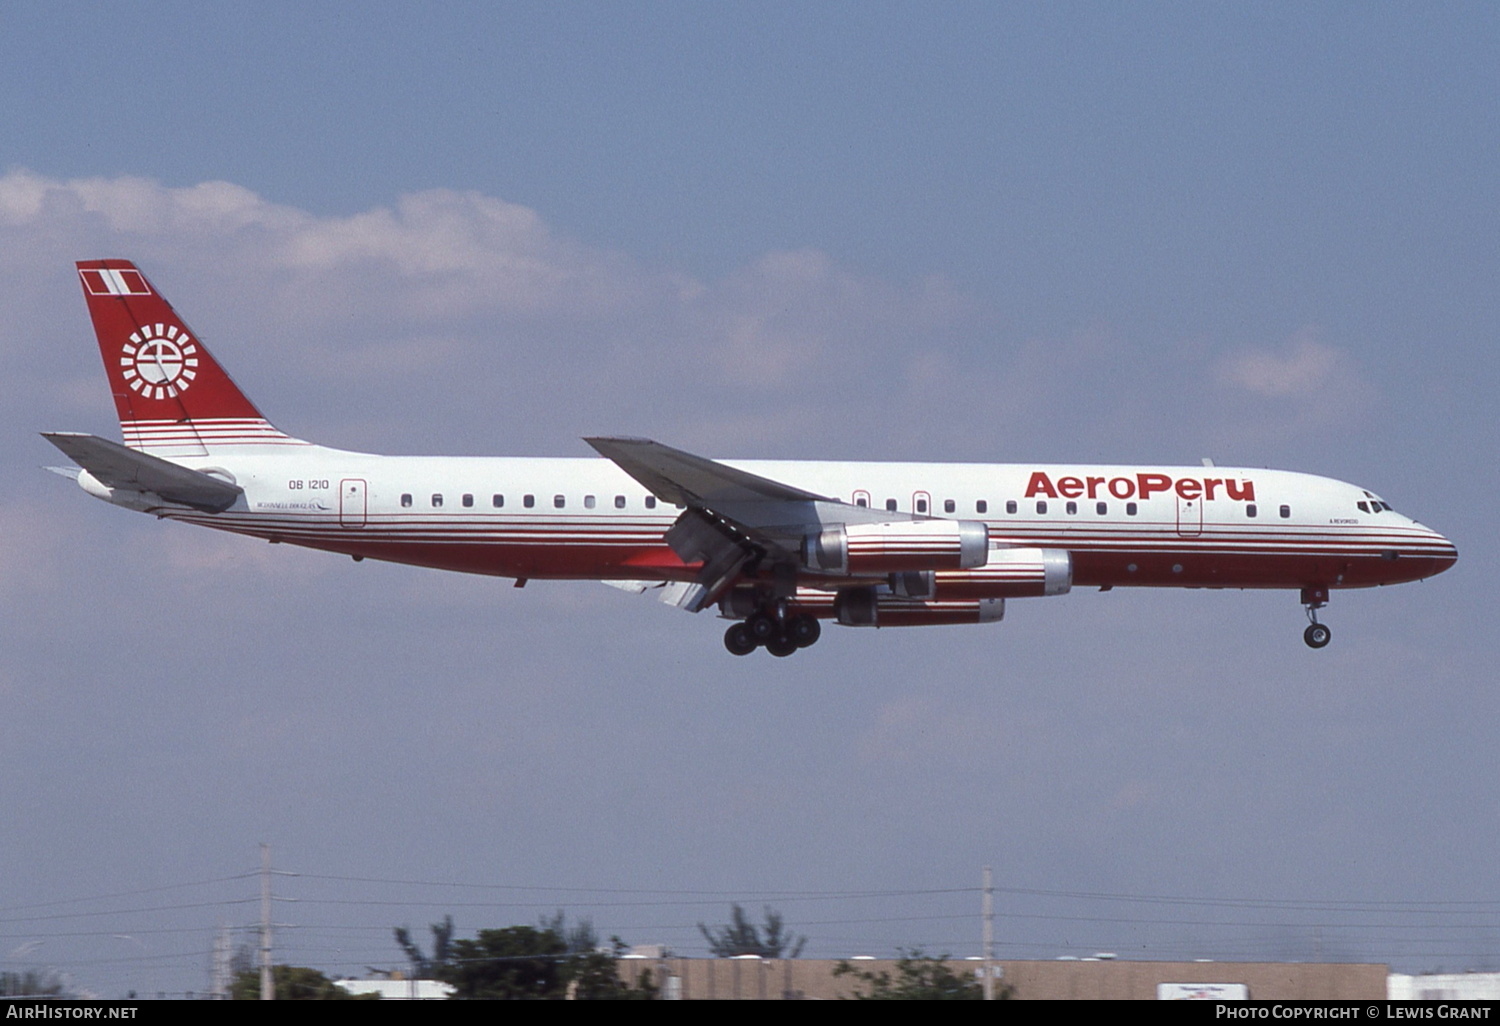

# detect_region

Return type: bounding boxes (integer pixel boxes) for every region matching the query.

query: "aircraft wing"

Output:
[585,436,911,612]
[42,432,243,513]
[584,436,830,506]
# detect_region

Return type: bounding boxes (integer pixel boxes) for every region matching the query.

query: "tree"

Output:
[0,970,69,998]
[566,936,659,1001]
[401,913,657,1000]
[539,911,599,957]
[230,965,366,1000]
[833,949,1002,1000]
[394,915,454,978]
[699,904,806,958]
[439,926,568,1000]
[540,911,659,1000]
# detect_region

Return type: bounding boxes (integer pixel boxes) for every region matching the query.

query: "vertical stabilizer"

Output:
[76,260,305,455]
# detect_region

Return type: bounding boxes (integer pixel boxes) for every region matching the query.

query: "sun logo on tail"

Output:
[121,323,199,399]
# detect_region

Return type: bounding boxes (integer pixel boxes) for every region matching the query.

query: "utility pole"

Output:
[260,843,275,1001]
[211,923,231,1000]
[982,865,994,1000]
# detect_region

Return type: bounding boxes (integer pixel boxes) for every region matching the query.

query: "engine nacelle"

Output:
[832,586,879,626]
[889,570,935,600]
[805,520,988,575]
[826,585,1004,627]
[936,547,1073,600]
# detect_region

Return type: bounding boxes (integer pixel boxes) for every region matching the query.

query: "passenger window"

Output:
[1096,502,1107,515]
[554,494,565,508]
[523,494,535,508]
[1005,500,1016,514]
[1280,504,1291,518]
[943,499,955,514]
[885,498,898,512]
[976,500,988,514]
[1036,501,1048,514]
[1066,501,1077,515]
[1246,504,1257,518]
[492,494,504,508]
[614,495,626,509]
[1126,502,1137,516]
[916,498,928,514]
[584,495,596,509]
[645,496,656,509]
[462,493,473,508]
[856,497,868,507]
[431,494,443,508]
[401,493,412,508]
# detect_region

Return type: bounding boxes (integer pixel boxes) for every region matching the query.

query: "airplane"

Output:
[44,260,1457,657]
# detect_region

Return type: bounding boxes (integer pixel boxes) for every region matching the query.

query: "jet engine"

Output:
[826,586,1005,627]
[804,520,989,574]
[935,547,1073,600]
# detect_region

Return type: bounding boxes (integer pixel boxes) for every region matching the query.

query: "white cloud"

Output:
[0,170,1377,469]
[0,171,296,238]
[1206,329,1378,448]
[0,170,978,458]
[1218,330,1348,398]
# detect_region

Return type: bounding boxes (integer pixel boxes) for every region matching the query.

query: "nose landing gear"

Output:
[1301,586,1331,649]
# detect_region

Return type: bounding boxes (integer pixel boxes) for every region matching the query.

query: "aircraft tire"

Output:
[724,623,758,656]
[765,633,798,658]
[1303,623,1331,649]
[747,613,777,642]
[789,614,821,648]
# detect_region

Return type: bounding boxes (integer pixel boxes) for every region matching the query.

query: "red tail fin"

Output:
[76,260,302,454]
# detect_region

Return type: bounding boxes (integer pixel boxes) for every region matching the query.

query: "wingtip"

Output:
[583,435,658,455]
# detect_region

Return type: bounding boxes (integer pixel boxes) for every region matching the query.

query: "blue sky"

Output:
[1,2,1497,997]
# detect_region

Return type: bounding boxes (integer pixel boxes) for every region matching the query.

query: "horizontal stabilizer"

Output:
[41,432,242,513]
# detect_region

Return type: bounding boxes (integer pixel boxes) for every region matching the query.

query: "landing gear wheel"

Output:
[724,623,757,656]
[788,614,821,648]
[1304,623,1331,649]
[747,613,777,643]
[765,633,798,658]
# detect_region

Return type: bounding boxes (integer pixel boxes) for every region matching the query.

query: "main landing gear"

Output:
[1301,586,1332,649]
[724,609,822,657]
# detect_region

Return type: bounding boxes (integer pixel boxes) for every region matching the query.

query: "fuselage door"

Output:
[340,478,368,528]
[913,490,932,516]
[1176,494,1203,537]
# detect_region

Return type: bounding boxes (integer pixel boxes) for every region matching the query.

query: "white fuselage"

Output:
[123,445,1454,595]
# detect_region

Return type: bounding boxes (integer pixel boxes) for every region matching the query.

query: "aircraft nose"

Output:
[1430,533,1458,575]
[1407,528,1457,580]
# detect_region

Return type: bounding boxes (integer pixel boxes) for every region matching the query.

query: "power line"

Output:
[0,875,256,916]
